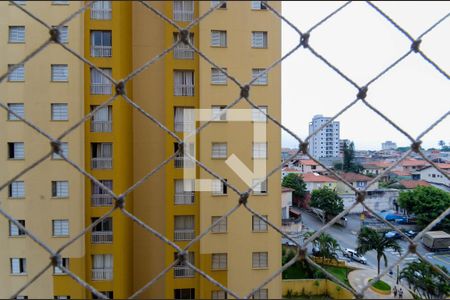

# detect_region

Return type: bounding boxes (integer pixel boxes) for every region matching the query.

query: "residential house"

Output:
[334,172,379,194]
[301,172,337,192]
[412,164,450,192]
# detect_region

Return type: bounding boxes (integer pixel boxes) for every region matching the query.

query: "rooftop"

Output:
[336,172,373,182]
[399,180,430,189]
[301,172,336,183]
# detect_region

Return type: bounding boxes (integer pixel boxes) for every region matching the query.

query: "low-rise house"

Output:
[387,170,412,182]
[281,167,302,179]
[393,158,429,173]
[334,172,379,193]
[412,164,450,192]
[398,180,430,189]
[362,161,391,176]
[301,172,337,192]
[281,187,293,219]
[294,159,325,174]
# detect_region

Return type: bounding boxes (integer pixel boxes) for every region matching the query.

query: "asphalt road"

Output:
[292,211,450,274]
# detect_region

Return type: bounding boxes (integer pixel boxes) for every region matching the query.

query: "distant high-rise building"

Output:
[340,139,351,156]
[382,140,397,150]
[308,115,340,158]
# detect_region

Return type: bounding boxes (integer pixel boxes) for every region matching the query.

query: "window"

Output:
[252,252,268,269]
[8,26,25,43]
[58,26,68,43]
[51,64,68,82]
[173,32,194,60]
[173,252,194,278]
[174,288,195,300]
[8,142,24,159]
[91,105,112,132]
[52,181,69,198]
[91,254,113,280]
[174,142,195,168]
[252,68,268,85]
[211,105,227,121]
[91,30,112,57]
[252,31,267,48]
[92,292,113,299]
[8,64,24,82]
[51,103,68,121]
[52,142,68,159]
[253,142,267,159]
[53,258,69,274]
[91,68,112,95]
[252,179,267,194]
[356,181,366,188]
[174,179,195,205]
[211,1,226,8]
[10,258,26,274]
[91,217,113,244]
[7,103,24,120]
[212,179,227,195]
[174,70,194,96]
[173,1,194,22]
[252,215,268,232]
[91,1,111,20]
[211,216,227,233]
[9,181,25,198]
[211,253,227,270]
[252,106,267,122]
[174,107,195,132]
[252,289,268,299]
[174,215,195,241]
[251,1,267,10]
[91,180,113,207]
[54,297,70,300]
[211,68,227,85]
[212,143,227,159]
[52,219,69,236]
[91,143,113,169]
[211,30,227,47]
[212,291,227,299]
[9,220,25,236]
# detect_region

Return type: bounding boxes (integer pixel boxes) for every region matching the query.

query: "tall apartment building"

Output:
[308,115,340,159]
[1,1,281,299]
[382,140,397,151]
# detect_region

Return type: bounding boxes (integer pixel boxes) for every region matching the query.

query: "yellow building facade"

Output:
[1,1,281,299]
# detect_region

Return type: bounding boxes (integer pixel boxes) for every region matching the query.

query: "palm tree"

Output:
[303,231,341,261]
[356,227,402,275]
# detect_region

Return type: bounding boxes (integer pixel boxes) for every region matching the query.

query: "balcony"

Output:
[91,194,113,207]
[174,46,194,60]
[91,45,112,57]
[174,121,194,133]
[91,231,113,244]
[174,266,195,278]
[91,8,112,20]
[91,121,112,132]
[174,84,194,96]
[91,157,112,169]
[174,229,195,241]
[91,269,113,281]
[174,157,194,168]
[174,192,195,205]
[91,83,112,95]
[173,10,193,22]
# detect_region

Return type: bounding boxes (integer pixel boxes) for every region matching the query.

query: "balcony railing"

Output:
[174,266,195,278]
[91,121,112,132]
[174,121,194,132]
[174,157,194,168]
[174,46,194,60]
[174,229,195,241]
[91,157,112,169]
[91,83,112,95]
[173,10,193,22]
[174,192,195,205]
[91,269,113,281]
[91,45,112,57]
[91,231,113,244]
[91,8,112,20]
[91,194,113,207]
[174,84,194,96]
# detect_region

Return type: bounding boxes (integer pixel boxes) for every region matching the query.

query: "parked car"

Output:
[342,248,367,264]
[385,231,402,239]
[402,230,417,239]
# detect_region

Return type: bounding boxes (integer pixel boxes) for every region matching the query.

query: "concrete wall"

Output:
[282,279,354,299]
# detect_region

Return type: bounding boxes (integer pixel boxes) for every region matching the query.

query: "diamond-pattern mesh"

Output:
[1,1,449,299]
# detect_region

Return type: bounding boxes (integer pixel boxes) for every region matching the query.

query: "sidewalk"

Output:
[348,269,413,299]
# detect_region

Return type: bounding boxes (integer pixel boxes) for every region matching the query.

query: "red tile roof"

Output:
[301,173,336,183]
[337,172,372,182]
[400,158,429,167]
[283,167,301,172]
[436,163,450,170]
[399,180,430,189]
[364,161,392,168]
[390,170,411,176]
[298,159,319,166]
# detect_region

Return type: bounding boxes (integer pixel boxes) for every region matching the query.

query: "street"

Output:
[288,211,450,275]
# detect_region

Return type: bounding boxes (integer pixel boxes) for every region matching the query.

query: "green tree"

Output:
[400,260,450,299]
[303,231,341,260]
[398,186,450,230]
[310,186,344,217]
[334,141,363,173]
[356,227,402,275]
[438,140,446,149]
[282,173,307,199]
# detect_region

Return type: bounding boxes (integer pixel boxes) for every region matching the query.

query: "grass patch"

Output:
[369,279,391,291]
[322,265,350,286]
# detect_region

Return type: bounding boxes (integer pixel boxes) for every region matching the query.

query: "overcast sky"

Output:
[281,1,449,150]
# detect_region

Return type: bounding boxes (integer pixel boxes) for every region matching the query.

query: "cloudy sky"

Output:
[281,1,449,150]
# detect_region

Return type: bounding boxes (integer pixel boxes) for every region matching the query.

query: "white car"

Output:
[343,248,367,264]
